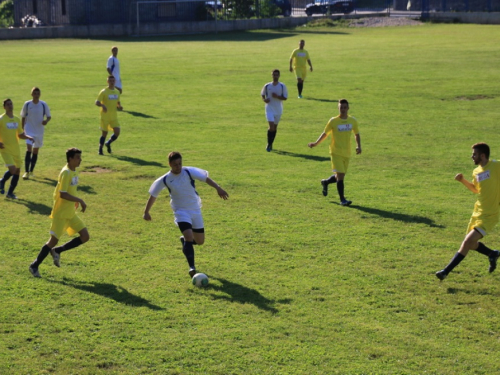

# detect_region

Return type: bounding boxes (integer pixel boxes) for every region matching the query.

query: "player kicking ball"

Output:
[143,152,229,277]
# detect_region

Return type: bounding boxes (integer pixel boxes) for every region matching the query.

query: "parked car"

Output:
[304,0,354,15]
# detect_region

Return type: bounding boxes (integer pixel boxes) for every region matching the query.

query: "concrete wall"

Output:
[427,12,500,24]
[0,16,309,40]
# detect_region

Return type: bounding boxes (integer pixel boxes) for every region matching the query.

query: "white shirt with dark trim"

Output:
[261,81,288,115]
[149,167,208,211]
[20,100,51,136]
[107,55,121,81]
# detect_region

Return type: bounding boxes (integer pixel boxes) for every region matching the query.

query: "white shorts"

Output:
[26,134,44,148]
[265,110,281,124]
[174,209,204,229]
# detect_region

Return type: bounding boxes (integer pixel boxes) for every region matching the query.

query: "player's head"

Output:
[3,98,13,111]
[66,147,82,163]
[272,69,280,80]
[107,75,116,86]
[31,87,41,99]
[168,152,183,174]
[299,40,305,48]
[111,46,118,56]
[338,99,349,115]
[472,143,490,163]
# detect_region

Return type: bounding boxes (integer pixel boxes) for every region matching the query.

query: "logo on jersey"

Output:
[477,170,490,182]
[337,124,352,132]
[71,176,79,186]
[108,94,119,100]
[297,52,307,57]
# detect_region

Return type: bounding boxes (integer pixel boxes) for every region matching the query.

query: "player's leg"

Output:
[297,78,304,98]
[23,141,33,179]
[29,146,40,176]
[105,127,120,154]
[29,235,59,278]
[436,228,483,280]
[179,222,197,276]
[0,161,13,194]
[99,129,108,155]
[6,164,21,199]
[51,216,88,267]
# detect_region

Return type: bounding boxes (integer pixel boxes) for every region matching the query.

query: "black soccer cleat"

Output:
[321,179,328,196]
[189,269,197,278]
[105,142,112,154]
[340,199,352,206]
[435,269,447,281]
[489,250,500,273]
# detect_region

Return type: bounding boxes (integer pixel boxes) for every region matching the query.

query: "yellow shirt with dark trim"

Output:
[290,48,310,69]
[324,115,359,158]
[0,113,22,155]
[51,164,79,219]
[472,160,500,217]
[97,87,120,119]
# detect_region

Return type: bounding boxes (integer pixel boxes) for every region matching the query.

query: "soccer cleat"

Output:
[22,172,29,180]
[340,199,352,206]
[105,142,112,154]
[6,193,18,199]
[0,179,4,194]
[435,269,447,280]
[321,179,329,196]
[179,236,185,248]
[50,248,60,267]
[189,268,197,278]
[117,105,123,111]
[298,95,303,99]
[266,144,272,152]
[489,250,500,273]
[29,172,35,178]
[29,265,41,278]
[98,149,104,155]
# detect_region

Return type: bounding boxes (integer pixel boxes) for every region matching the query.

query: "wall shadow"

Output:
[48,277,164,310]
[273,149,330,162]
[112,155,165,167]
[349,205,445,228]
[203,276,292,314]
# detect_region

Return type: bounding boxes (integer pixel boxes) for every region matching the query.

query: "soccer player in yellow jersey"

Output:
[29,148,90,278]
[289,39,313,99]
[308,99,361,206]
[0,99,34,199]
[436,143,500,280]
[95,76,121,155]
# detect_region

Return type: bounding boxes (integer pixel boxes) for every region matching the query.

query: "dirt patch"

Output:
[81,166,112,174]
[348,17,423,27]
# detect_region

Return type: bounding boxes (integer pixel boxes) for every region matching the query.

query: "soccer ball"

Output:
[192,273,209,287]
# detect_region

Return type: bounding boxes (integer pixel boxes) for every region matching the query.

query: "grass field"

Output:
[1,21,500,374]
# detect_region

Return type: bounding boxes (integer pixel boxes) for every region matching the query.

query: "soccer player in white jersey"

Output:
[107,46,123,110]
[261,69,288,152]
[20,87,51,179]
[143,152,229,277]
[436,143,500,280]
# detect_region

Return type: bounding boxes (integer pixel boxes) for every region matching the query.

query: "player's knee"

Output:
[80,230,90,243]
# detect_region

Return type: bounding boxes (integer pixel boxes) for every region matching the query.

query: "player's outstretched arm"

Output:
[143,195,157,221]
[205,178,229,200]
[355,134,362,154]
[308,132,327,148]
[455,173,478,194]
[60,192,87,212]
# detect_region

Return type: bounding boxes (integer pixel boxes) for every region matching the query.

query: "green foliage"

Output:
[227,0,255,18]
[1,24,500,374]
[258,0,281,18]
[0,0,13,27]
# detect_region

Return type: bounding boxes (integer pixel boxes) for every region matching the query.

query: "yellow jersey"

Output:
[290,48,310,69]
[51,164,79,219]
[324,115,359,158]
[0,113,22,155]
[97,87,120,119]
[472,160,500,217]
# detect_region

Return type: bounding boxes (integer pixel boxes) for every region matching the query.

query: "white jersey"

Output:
[107,55,121,87]
[261,81,287,115]
[149,167,208,211]
[20,100,51,136]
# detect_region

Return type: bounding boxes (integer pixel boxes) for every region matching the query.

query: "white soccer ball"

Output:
[192,273,209,287]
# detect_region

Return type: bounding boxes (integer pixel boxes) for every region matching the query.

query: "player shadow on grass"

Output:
[304,97,338,103]
[32,177,57,187]
[122,110,158,119]
[203,276,292,314]
[8,198,52,215]
[348,205,445,228]
[112,155,164,167]
[273,150,330,162]
[48,277,164,310]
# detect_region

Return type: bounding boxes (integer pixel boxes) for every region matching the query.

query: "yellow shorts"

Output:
[0,151,22,168]
[294,66,307,80]
[50,214,86,239]
[100,118,120,132]
[467,213,499,236]
[330,154,350,174]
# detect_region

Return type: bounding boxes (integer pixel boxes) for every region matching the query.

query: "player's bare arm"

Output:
[355,134,362,154]
[42,116,51,126]
[60,191,87,212]
[19,133,34,142]
[272,93,287,101]
[262,95,270,104]
[95,100,107,113]
[455,173,478,193]
[308,132,327,148]
[308,59,313,71]
[143,195,157,221]
[205,178,229,200]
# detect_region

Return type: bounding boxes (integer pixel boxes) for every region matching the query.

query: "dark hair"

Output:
[168,151,182,163]
[108,75,115,80]
[472,143,490,159]
[272,69,280,75]
[66,147,82,162]
[3,98,12,107]
[339,98,349,106]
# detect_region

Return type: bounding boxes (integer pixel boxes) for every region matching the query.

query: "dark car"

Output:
[305,0,354,15]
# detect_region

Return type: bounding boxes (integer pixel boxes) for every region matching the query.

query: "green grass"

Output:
[1,23,500,374]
